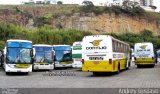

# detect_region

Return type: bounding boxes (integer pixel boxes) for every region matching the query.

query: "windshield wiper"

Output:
[44,56,52,63]
[39,57,44,62]
[12,54,20,64]
[20,55,28,64]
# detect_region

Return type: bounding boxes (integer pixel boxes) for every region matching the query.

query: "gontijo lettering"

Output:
[86,46,107,50]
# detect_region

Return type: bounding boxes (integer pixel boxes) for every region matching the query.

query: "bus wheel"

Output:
[25,72,29,75]
[116,64,120,74]
[54,66,57,70]
[2,63,5,70]
[127,61,131,70]
[137,65,141,68]
[32,65,35,72]
[126,63,129,70]
[151,64,155,68]
[93,72,100,76]
[5,72,10,75]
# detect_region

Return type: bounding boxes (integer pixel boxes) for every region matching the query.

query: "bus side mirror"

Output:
[3,47,6,55]
[54,55,56,61]
[31,48,35,57]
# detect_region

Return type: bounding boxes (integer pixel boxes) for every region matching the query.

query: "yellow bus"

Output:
[82,35,131,75]
[134,42,156,68]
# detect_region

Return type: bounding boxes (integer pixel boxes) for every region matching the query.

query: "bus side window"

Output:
[124,45,127,53]
[115,41,118,52]
[113,40,116,52]
[122,44,124,53]
[119,43,122,52]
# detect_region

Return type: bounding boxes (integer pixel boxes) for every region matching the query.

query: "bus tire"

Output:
[54,65,57,70]
[151,64,155,68]
[93,72,100,76]
[137,65,141,68]
[126,61,130,70]
[116,64,120,74]
[32,65,35,72]
[2,63,5,70]
[6,72,10,75]
[128,61,131,68]
[24,72,29,75]
[0,63,2,68]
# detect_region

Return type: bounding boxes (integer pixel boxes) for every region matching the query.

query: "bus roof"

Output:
[72,41,82,45]
[7,39,32,43]
[83,35,130,46]
[33,44,52,47]
[134,42,153,45]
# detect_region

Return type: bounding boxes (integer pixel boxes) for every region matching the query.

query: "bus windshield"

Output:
[35,47,53,63]
[7,48,32,64]
[7,42,32,48]
[35,52,53,63]
[54,46,72,62]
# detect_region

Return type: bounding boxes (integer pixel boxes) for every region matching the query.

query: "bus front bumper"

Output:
[55,64,72,68]
[135,59,155,65]
[34,64,54,70]
[5,64,32,73]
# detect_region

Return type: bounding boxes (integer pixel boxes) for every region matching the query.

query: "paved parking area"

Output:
[0,64,160,88]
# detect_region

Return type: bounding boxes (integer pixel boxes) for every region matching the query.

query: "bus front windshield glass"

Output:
[54,46,72,62]
[35,47,53,63]
[7,48,32,64]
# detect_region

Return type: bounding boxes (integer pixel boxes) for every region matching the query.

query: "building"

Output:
[108,0,155,11]
[134,0,155,11]
[22,0,157,12]
[45,0,57,4]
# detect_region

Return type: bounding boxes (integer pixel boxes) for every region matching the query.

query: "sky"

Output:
[0,0,159,12]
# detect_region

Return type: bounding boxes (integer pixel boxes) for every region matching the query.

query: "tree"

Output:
[81,1,94,13]
[82,1,94,6]
[57,1,63,5]
[122,1,145,16]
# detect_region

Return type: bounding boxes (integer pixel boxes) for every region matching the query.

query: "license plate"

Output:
[17,70,21,72]
[93,61,99,64]
[75,59,81,61]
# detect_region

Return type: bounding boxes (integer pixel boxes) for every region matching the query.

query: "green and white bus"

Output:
[72,41,82,68]
[134,42,156,68]
[3,39,34,74]
[33,44,54,70]
[53,45,72,69]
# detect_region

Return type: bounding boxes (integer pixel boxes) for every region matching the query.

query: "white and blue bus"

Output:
[33,44,54,70]
[53,45,72,69]
[72,41,82,68]
[3,39,34,74]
